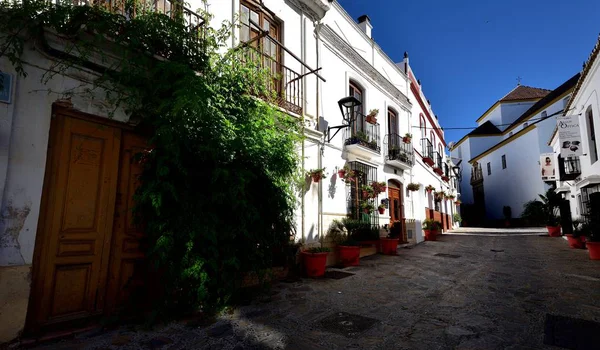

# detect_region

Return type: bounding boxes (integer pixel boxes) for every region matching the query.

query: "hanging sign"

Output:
[540,153,556,181]
[557,115,583,157]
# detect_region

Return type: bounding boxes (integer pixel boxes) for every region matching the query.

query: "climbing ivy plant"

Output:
[0,0,301,316]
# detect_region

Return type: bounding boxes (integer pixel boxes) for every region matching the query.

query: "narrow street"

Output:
[34,232,600,350]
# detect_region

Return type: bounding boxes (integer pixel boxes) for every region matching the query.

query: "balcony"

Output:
[471,163,483,184]
[442,163,450,182]
[420,138,434,166]
[433,151,443,175]
[385,133,414,170]
[236,37,303,115]
[558,156,581,181]
[344,113,381,159]
[58,0,204,35]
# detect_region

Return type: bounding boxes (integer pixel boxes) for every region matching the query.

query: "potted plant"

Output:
[308,168,326,183]
[453,213,462,227]
[423,219,437,241]
[301,247,331,277]
[455,199,461,206]
[366,109,379,124]
[539,189,562,237]
[407,183,420,192]
[360,201,375,214]
[566,220,586,249]
[380,222,402,255]
[434,220,443,235]
[434,191,445,202]
[327,220,361,267]
[371,181,387,196]
[402,133,412,143]
[337,166,348,179]
[378,204,386,215]
[361,185,374,199]
[425,185,435,193]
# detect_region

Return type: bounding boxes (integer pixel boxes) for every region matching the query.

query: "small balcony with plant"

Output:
[442,163,450,182]
[386,133,414,170]
[420,138,434,166]
[432,151,443,175]
[344,109,381,159]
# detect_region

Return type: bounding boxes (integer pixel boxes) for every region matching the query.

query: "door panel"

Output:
[33,114,121,328]
[105,132,148,313]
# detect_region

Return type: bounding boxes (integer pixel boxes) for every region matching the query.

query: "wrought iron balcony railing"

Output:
[387,133,414,167]
[344,113,381,154]
[471,164,483,184]
[433,151,443,169]
[420,138,434,166]
[558,156,581,181]
[236,27,303,114]
[55,0,204,34]
[442,163,450,181]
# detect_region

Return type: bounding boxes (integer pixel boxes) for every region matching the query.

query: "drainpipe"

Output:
[300,14,307,243]
[315,21,324,245]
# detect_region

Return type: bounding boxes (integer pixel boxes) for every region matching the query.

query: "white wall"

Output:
[499,101,536,129]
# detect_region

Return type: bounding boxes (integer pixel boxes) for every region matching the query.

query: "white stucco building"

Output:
[550,34,600,223]
[450,76,577,223]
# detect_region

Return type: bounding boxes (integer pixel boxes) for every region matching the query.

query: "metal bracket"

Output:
[327,124,349,143]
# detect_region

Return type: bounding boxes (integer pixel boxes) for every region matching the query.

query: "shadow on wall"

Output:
[328,174,338,199]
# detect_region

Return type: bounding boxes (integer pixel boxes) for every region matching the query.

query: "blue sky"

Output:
[338,0,600,144]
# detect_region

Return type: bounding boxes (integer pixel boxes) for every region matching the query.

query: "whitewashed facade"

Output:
[551,35,600,222]
[450,78,576,222]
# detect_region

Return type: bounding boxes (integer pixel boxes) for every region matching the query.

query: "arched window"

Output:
[420,114,426,139]
[388,108,398,135]
[430,130,436,149]
[438,144,443,156]
[349,81,364,133]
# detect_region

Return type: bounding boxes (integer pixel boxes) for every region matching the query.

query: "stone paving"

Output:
[30,233,600,350]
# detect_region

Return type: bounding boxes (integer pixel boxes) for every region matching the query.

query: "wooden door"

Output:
[27,113,121,332]
[104,132,148,314]
[389,186,407,242]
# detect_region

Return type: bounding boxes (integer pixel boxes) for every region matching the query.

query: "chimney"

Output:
[357,15,372,38]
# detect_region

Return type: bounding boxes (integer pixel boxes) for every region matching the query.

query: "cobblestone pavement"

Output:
[31,234,600,350]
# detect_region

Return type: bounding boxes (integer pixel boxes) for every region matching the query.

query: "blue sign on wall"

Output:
[0,72,13,104]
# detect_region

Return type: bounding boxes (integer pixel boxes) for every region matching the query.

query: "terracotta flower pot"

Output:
[338,246,360,267]
[312,174,321,182]
[301,251,328,277]
[378,207,385,214]
[424,229,437,241]
[587,241,600,260]
[380,238,399,255]
[566,234,584,249]
[403,137,411,143]
[546,225,561,237]
[338,170,345,178]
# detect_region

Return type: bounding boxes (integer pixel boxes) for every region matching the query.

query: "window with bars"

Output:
[580,184,600,220]
[346,161,379,228]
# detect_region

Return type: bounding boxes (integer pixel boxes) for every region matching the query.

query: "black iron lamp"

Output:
[327,96,362,143]
[452,165,462,181]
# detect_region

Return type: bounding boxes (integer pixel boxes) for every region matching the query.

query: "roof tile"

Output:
[499,85,551,102]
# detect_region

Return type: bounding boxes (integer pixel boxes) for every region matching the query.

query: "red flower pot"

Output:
[587,241,600,260]
[566,234,584,249]
[378,207,385,214]
[363,209,371,214]
[402,137,411,143]
[301,251,328,277]
[424,229,437,241]
[547,226,561,237]
[338,246,360,267]
[338,170,345,178]
[380,238,399,255]
[362,190,369,198]
[312,174,321,182]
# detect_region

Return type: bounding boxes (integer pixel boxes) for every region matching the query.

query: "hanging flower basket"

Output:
[402,133,412,144]
[371,181,387,196]
[308,168,326,183]
[361,202,375,214]
[425,185,435,193]
[407,183,420,192]
[378,204,386,214]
